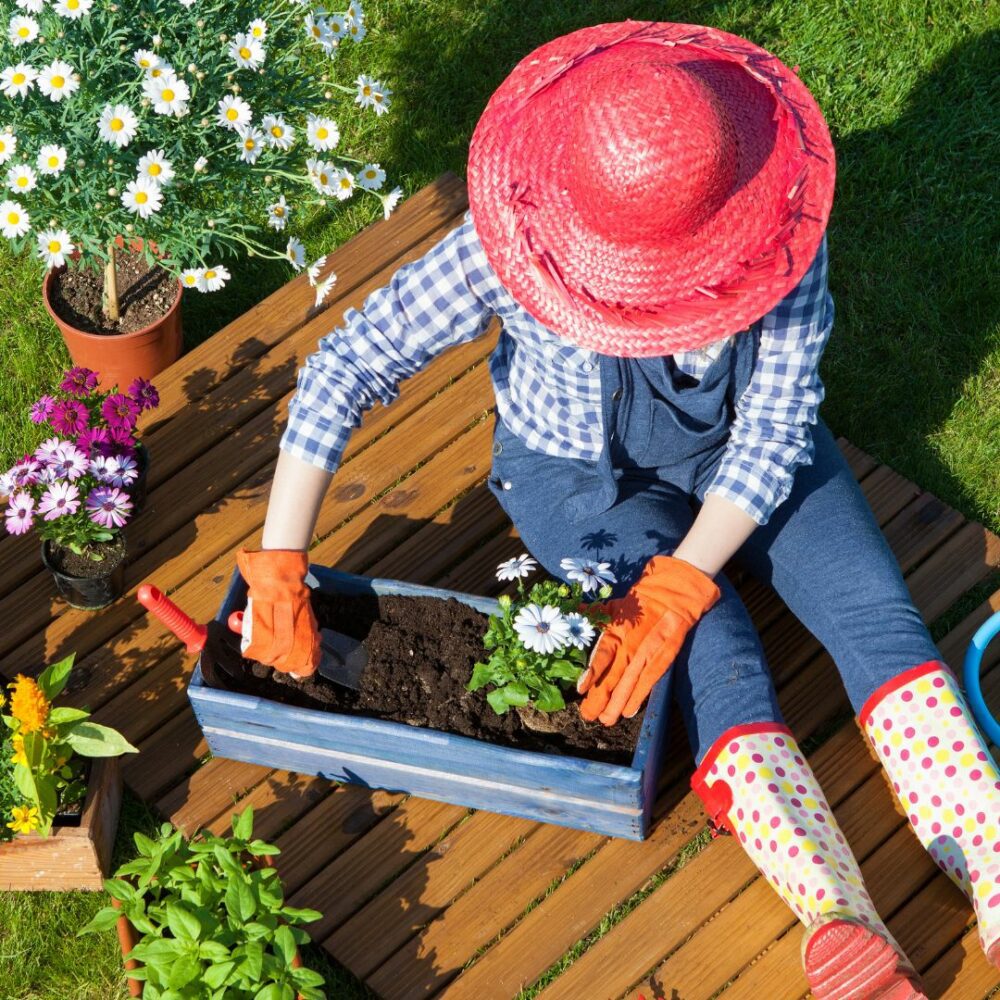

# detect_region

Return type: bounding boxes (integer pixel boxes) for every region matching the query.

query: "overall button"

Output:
[492,440,503,456]
[502,480,512,491]
[611,388,623,402]
[581,360,595,372]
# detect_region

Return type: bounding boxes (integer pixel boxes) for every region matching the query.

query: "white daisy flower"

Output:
[235,124,265,164]
[137,149,174,186]
[193,156,208,172]
[1,63,37,99]
[370,83,392,116]
[563,612,597,650]
[143,71,189,117]
[514,604,571,655]
[247,18,267,40]
[0,131,17,165]
[304,13,332,45]
[15,0,45,13]
[9,15,39,47]
[285,236,305,270]
[332,168,355,201]
[201,264,229,291]
[133,49,160,72]
[177,0,196,7]
[147,61,175,81]
[314,272,336,307]
[261,113,293,150]
[0,199,29,238]
[216,94,251,130]
[380,185,403,220]
[559,557,618,595]
[307,255,327,286]
[306,114,339,152]
[355,73,378,108]
[36,144,67,176]
[347,1,364,22]
[52,0,93,19]
[230,32,265,70]
[37,60,78,102]
[121,177,162,219]
[6,163,36,194]
[306,157,336,195]
[266,194,289,230]
[496,553,538,582]
[346,16,366,42]
[357,162,385,191]
[36,228,73,268]
[180,267,205,290]
[98,103,138,148]
[325,13,348,39]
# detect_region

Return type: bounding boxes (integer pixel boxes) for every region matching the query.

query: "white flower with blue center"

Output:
[559,557,617,594]
[496,553,537,582]
[563,612,596,649]
[514,604,571,655]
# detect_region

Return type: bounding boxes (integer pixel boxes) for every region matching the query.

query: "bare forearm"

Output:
[672,493,758,579]
[261,449,333,551]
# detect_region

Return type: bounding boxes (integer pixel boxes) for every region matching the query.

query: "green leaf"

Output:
[231,805,254,842]
[166,954,202,990]
[203,961,236,989]
[500,682,531,707]
[78,906,121,935]
[64,721,138,757]
[467,662,494,691]
[240,940,263,981]
[533,683,566,714]
[486,688,511,715]
[37,654,74,701]
[47,706,91,726]
[198,940,231,963]
[104,878,136,904]
[273,924,296,967]
[213,843,244,879]
[291,966,326,988]
[166,902,202,943]
[134,831,157,857]
[547,659,584,682]
[253,985,287,1000]
[247,840,280,857]
[225,877,256,923]
[280,906,322,924]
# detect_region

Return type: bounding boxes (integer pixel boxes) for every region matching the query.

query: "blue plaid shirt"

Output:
[282,212,834,526]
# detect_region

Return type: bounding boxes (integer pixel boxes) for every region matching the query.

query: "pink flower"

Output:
[105,424,137,455]
[47,444,89,482]
[59,367,98,396]
[38,481,80,520]
[30,395,56,424]
[10,456,41,487]
[101,393,140,430]
[4,492,34,535]
[127,378,160,411]
[34,436,69,465]
[75,425,111,457]
[85,486,132,529]
[51,400,89,436]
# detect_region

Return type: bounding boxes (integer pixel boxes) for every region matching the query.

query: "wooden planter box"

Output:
[188,567,672,841]
[0,756,122,891]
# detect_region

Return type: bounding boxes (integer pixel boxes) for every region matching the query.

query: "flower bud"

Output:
[76,158,85,168]
[187,63,197,74]
[94,203,102,210]
[196,71,205,81]
[324,90,332,99]
[219,33,228,42]
[232,83,240,93]
[558,584,570,597]
[125,223,134,232]
[200,117,209,126]
[196,18,204,27]
[107,187,117,196]
[598,584,613,599]
[498,594,512,608]
[152,34,162,46]
[107,157,114,166]
[207,219,215,228]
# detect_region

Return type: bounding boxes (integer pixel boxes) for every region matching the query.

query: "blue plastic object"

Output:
[963,610,1000,746]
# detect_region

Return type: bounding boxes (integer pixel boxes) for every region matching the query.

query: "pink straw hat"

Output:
[467,21,836,357]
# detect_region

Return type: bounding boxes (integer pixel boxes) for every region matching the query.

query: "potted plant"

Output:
[0,0,400,389]
[0,654,137,890]
[0,366,159,609]
[80,806,327,1000]
[182,557,673,841]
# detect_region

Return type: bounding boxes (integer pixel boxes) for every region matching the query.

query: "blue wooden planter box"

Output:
[187,566,671,840]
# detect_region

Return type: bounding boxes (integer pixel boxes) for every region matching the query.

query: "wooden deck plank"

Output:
[122,707,207,803]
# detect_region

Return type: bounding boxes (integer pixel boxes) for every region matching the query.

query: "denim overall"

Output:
[488,330,940,762]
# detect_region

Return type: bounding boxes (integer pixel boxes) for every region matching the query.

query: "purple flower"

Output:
[34,436,69,465]
[105,454,138,488]
[101,393,140,430]
[75,425,111,457]
[4,492,34,535]
[59,367,99,396]
[128,378,160,412]
[47,443,89,482]
[51,400,89,436]
[89,455,114,483]
[10,456,41,487]
[105,424,137,455]
[30,395,56,424]
[38,481,80,520]
[85,486,132,529]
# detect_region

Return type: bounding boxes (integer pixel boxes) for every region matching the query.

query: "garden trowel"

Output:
[136,584,367,689]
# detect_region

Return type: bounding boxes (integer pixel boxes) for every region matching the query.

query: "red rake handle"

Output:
[137,584,208,653]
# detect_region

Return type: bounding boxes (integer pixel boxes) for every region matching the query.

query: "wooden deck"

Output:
[5,172,1000,999]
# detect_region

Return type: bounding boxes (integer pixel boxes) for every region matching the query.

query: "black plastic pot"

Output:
[131,443,149,515]
[41,540,127,610]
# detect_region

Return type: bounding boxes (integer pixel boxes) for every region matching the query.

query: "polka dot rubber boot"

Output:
[860,659,1000,966]
[692,723,922,1000]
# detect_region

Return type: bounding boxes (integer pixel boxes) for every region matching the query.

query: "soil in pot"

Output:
[49,251,179,336]
[47,534,126,578]
[204,592,643,765]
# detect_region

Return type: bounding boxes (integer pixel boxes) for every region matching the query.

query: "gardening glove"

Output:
[235,548,321,678]
[579,555,721,726]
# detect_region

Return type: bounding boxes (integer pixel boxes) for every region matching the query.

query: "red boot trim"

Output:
[691,722,793,837]
[858,660,954,729]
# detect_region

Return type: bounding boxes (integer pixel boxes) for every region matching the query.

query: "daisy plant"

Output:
[0,0,399,319]
[2,654,137,837]
[0,365,158,560]
[468,553,616,716]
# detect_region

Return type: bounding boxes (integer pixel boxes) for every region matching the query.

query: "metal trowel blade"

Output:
[316,627,368,689]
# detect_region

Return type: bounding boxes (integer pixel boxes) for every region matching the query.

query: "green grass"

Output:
[0,2,997,997]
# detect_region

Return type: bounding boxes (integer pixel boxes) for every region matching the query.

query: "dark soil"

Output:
[49,248,179,335]
[203,592,642,765]
[48,534,126,578]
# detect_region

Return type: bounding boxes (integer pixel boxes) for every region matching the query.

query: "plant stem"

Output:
[104,240,120,323]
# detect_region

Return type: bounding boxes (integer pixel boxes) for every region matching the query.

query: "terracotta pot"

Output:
[42,237,183,391]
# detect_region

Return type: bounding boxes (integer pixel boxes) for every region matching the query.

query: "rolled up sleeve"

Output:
[281,213,497,473]
[706,234,835,525]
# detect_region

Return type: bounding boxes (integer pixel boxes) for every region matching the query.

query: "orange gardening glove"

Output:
[579,555,721,726]
[235,548,321,678]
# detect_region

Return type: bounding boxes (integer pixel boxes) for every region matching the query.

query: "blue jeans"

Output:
[488,417,941,763]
